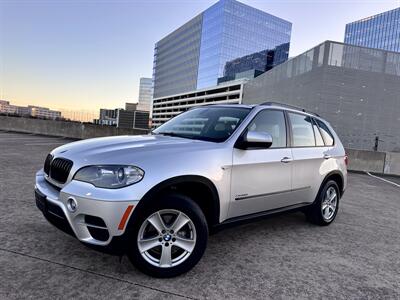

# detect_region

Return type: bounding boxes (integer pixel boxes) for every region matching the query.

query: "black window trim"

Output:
[286,111,328,149]
[235,108,335,150]
[235,108,289,150]
[311,117,326,147]
[313,117,335,147]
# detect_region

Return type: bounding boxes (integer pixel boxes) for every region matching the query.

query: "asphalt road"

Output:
[0,131,399,299]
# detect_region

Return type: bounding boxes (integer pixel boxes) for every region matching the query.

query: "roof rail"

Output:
[260,101,320,117]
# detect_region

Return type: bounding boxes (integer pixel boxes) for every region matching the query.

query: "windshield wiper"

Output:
[156,131,187,138]
[155,132,220,142]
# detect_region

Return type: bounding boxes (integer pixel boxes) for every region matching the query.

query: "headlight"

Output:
[74,165,144,189]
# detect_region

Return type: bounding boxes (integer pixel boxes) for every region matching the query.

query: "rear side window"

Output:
[288,113,315,147]
[248,110,287,148]
[315,119,334,146]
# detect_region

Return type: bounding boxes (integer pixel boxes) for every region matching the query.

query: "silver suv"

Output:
[35,102,347,277]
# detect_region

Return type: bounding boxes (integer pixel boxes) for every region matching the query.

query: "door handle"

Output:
[281,157,293,163]
[323,154,332,159]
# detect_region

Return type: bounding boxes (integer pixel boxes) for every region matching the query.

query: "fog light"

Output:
[67,197,78,213]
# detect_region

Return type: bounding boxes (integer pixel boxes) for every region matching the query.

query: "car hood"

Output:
[51,134,221,165]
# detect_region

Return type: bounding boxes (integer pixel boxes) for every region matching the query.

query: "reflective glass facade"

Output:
[197,0,291,89]
[137,78,153,111]
[217,42,290,84]
[153,0,291,98]
[345,7,400,52]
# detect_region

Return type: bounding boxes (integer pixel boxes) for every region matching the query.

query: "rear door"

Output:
[287,112,327,204]
[229,109,293,218]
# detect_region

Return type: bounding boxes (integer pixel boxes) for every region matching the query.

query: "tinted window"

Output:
[248,110,286,148]
[312,120,325,146]
[289,113,315,147]
[153,107,250,142]
[315,119,334,146]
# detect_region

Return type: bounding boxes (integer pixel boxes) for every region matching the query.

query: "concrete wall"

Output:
[345,148,400,176]
[346,148,385,173]
[0,116,148,139]
[384,152,400,175]
[242,41,400,153]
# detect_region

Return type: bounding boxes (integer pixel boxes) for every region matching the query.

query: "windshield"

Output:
[153,106,251,142]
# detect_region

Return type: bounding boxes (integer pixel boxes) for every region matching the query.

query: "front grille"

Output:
[44,154,53,175]
[49,158,73,184]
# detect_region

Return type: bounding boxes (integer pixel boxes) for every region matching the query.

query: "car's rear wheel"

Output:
[305,180,340,226]
[126,194,208,277]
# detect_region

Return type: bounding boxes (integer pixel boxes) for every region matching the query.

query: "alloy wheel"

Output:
[137,209,196,268]
[321,186,338,221]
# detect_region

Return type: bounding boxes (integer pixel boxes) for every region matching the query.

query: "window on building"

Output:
[289,113,315,147]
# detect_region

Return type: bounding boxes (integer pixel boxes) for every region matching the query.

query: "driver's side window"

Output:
[248,110,287,148]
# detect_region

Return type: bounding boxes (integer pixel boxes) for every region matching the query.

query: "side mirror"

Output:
[235,131,273,150]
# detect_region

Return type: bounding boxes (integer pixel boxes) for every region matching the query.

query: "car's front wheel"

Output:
[126,194,208,277]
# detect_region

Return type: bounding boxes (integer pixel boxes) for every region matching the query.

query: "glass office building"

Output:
[217,42,290,84]
[136,77,153,111]
[344,7,400,52]
[152,0,291,98]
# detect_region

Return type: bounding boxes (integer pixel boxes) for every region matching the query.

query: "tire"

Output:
[126,194,208,278]
[305,180,340,226]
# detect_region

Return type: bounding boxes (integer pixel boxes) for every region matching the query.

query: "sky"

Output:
[1,0,400,114]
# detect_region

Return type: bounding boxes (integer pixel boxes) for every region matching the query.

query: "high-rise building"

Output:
[125,103,138,111]
[94,104,150,129]
[344,7,400,52]
[117,109,150,130]
[95,108,119,126]
[152,0,291,98]
[136,78,153,111]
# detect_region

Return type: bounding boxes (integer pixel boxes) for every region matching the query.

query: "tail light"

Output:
[344,154,349,166]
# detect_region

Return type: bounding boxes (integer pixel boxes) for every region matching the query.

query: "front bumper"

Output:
[35,170,139,248]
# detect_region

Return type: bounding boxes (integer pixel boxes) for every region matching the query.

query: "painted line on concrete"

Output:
[0,247,195,300]
[366,172,400,188]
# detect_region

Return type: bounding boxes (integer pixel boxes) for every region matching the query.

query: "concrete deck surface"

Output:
[0,131,399,299]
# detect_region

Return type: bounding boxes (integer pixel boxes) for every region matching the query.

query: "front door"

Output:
[229,109,293,218]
